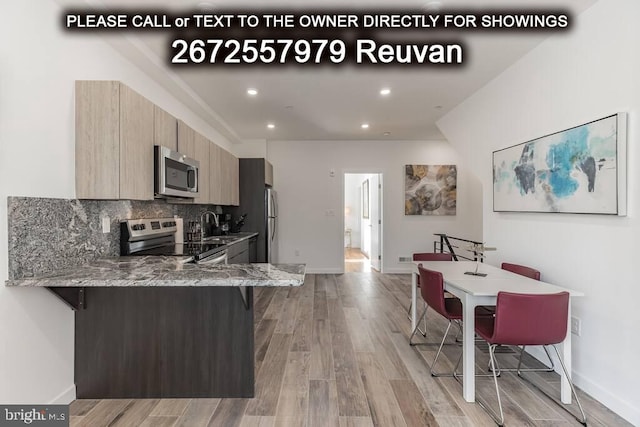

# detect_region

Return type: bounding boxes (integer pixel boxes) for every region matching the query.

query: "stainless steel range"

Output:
[120,218,227,264]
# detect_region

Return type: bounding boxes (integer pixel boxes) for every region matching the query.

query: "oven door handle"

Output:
[198,250,228,265]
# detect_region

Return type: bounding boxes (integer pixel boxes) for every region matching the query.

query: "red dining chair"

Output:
[474,291,586,426]
[501,262,540,280]
[409,252,453,336]
[490,263,555,373]
[409,265,462,377]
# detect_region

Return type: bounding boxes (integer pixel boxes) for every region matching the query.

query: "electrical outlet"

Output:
[294,249,300,256]
[570,316,581,336]
[101,216,110,233]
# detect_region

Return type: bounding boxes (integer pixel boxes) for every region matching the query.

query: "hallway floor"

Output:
[344,248,374,273]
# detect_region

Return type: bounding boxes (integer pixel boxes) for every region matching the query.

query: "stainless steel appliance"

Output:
[266,188,277,263]
[154,145,199,199]
[120,218,227,264]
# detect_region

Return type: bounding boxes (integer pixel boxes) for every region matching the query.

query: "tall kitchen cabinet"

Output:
[234,158,274,262]
[76,81,173,200]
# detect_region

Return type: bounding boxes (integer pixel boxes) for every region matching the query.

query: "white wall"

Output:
[234,140,268,159]
[437,0,639,423]
[0,1,232,404]
[268,140,482,273]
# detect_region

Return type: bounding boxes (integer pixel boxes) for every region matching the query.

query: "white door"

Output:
[370,174,382,271]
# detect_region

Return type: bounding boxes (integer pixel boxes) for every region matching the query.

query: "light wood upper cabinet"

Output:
[76,81,154,200]
[265,160,274,187]
[209,143,223,204]
[119,84,154,200]
[177,120,196,158]
[194,132,210,205]
[230,155,239,206]
[154,106,177,151]
[76,81,120,199]
[76,81,238,204]
[220,149,233,206]
[209,144,239,206]
[177,120,209,204]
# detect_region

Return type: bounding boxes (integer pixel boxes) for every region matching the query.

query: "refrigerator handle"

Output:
[271,217,277,242]
[271,192,278,218]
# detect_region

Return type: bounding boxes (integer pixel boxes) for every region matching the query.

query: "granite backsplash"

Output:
[7,197,222,280]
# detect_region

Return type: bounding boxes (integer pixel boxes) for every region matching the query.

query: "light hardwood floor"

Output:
[345,248,373,273]
[70,273,631,426]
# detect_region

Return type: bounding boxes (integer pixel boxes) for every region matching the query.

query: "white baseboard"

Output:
[525,347,638,425]
[305,268,344,274]
[382,267,413,274]
[49,384,75,404]
[572,370,640,426]
[304,267,413,275]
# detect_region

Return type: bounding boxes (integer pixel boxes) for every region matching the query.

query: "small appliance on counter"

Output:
[220,213,232,235]
[121,218,227,264]
[231,213,248,233]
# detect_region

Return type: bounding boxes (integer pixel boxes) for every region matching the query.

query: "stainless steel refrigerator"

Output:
[266,188,277,263]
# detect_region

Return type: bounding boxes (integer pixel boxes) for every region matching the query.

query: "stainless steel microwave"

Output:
[154,145,199,198]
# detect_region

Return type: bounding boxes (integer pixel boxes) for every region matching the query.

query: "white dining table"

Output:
[411,260,584,404]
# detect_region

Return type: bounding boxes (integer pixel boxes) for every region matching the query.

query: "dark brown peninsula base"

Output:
[73,286,254,399]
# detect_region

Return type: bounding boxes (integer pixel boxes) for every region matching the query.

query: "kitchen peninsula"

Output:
[6,259,306,399]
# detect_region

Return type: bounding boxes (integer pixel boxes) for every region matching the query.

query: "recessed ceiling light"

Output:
[361,123,370,129]
[383,131,391,136]
[267,123,275,129]
[380,88,391,96]
[197,2,215,11]
[434,105,443,109]
[424,1,443,12]
[247,88,258,96]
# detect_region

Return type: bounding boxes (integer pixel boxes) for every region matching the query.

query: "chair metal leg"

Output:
[407,301,427,337]
[409,305,429,345]
[513,345,587,425]
[430,321,455,377]
[488,344,556,374]
[515,345,587,425]
[476,343,505,426]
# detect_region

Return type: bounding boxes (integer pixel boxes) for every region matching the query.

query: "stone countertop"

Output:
[5,256,306,288]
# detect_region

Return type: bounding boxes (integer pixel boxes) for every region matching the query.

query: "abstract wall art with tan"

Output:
[405,165,457,216]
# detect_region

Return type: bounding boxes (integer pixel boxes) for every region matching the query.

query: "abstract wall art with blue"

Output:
[493,113,627,215]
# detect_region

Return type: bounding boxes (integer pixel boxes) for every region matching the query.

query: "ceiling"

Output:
[67,0,597,142]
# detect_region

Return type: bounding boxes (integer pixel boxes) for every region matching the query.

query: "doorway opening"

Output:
[343,173,383,273]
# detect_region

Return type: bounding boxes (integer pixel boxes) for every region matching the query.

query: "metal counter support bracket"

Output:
[48,287,86,311]
[237,287,249,310]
